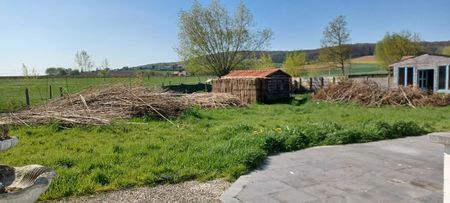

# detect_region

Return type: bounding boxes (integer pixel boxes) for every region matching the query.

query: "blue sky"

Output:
[1,0,449,76]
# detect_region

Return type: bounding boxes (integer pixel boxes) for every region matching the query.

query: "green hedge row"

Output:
[259,120,427,155]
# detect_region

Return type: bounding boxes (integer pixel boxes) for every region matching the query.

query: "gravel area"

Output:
[56,179,230,203]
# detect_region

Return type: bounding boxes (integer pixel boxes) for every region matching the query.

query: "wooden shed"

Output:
[212,69,292,103]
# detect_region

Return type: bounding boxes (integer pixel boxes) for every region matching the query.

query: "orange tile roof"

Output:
[222,68,290,78]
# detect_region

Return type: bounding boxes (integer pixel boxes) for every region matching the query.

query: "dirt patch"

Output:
[0,85,245,126]
[57,179,230,203]
[313,79,450,107]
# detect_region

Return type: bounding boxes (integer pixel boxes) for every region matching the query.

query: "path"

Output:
[221,135,443,203]
[58,179,229,203]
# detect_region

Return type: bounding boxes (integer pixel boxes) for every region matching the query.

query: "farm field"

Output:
[1,98,449,200]
[303,63,386,76]
[0,62,386,113]
[0,76,210,113]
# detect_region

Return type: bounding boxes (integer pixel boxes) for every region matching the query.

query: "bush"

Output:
[260,120,427,155]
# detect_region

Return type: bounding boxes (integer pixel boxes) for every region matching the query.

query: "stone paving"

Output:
[221,135,444,203]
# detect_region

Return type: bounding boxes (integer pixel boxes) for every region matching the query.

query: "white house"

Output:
[391,54,450,93]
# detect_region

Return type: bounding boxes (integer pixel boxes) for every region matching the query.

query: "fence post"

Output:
[60,87,64,97]
[309,77,313,91]
[49,85,52,99]
[298,78,302,91]
[25,88,30,108]
[320,77,324,88]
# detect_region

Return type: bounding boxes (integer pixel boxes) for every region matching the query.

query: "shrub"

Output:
[391,121,427,138]
[259,120,427,155]
[179,107,203,119]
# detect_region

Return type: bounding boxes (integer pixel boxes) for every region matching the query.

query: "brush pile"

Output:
[313,79,450,107]
[0,85,245,126]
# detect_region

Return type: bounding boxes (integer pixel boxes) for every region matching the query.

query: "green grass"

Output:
[0,76,210,113]
[1,99,449,200]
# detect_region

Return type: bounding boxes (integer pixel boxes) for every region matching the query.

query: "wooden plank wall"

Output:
[212,78,262,103]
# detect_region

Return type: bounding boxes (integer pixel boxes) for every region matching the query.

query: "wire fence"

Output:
[0,75,211,113]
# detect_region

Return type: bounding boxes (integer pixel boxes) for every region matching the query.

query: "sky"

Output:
[0,0,449,76]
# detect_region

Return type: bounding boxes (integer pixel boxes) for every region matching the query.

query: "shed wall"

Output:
[212,76,291,103]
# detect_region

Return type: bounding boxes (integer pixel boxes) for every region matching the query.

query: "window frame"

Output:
[438,65,449,91]
[397,66,414,86]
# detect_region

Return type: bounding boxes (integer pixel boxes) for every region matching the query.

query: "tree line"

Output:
[42,51,110,77]
[177,0,450,77]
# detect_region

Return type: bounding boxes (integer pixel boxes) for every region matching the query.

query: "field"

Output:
[1,98,449,200]
[0,62,385,113]
[0,76,210,113]
[350,55,379,64]
[303,63,386,76]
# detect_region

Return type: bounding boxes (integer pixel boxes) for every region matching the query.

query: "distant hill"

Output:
[261,40,450,64]
[120,40,450,71]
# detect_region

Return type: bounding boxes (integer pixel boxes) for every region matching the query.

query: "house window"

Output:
[407,67,413,85]
[398,67,413,86]
[398,68,405,86]
[438,66,446,90]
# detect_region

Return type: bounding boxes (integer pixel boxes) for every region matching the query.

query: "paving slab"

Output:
[221,135,444,203]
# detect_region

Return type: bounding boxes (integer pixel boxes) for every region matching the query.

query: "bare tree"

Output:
[177,0,272,77]
[319,15,351,76]
[75,50,94,72]
[22,63,29,78]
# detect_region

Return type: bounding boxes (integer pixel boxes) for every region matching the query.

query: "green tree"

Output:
[99,58,111,80]
[283,52,308,76]
[319,15,351,76]
[375,31,422,86]
[442,46,450,56]
[177,0,272,77]
[46,67,58,76]
[247,53,273,69]
[256,53,273,69]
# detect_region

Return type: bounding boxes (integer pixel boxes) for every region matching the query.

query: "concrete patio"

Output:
[221,135,444,203]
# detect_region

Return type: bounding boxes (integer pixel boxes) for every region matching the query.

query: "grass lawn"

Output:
[0,76,210,113]
[1,99,449,200]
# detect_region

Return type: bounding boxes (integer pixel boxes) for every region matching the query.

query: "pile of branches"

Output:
[313,79,450,107]
[0,85,245,126]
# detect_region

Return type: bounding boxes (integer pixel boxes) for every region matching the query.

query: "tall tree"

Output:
[283,52,308,77]
[177,0,272,77]
[442,46,450,56]
[375,31,422,86]
[319,15,351,76]
[75,50,94,72]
